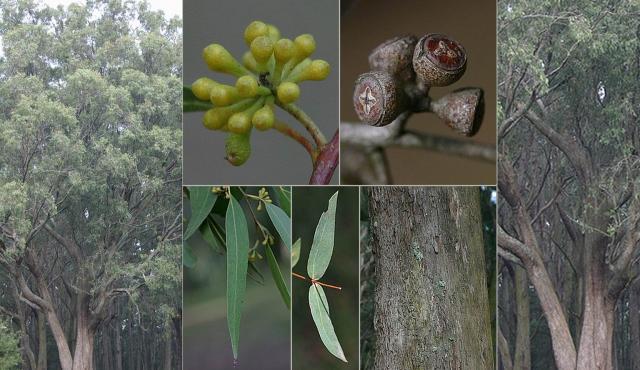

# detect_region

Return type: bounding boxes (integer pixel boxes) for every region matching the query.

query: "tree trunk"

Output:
[71,297,95,370]
[10,281,36,370]
[36,310,47,370]
[115,318,123,370]
[630,284,640,369]
[368,187,494,369]
[514,267,531,370]
[164,326,173,370]
[576,239,616,370]
[497,327,513,370]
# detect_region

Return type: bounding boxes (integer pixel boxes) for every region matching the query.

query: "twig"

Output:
[276,102,328,146]
[309,130,339,185]
[273,120,317,162]
[341,121,496,163]
[369,149,392,184]
[292,271,342,290]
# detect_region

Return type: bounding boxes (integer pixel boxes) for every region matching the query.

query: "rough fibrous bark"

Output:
[368,187,494,369]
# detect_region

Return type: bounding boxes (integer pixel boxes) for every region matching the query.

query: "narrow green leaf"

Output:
[183,243,196,268]
[185,187,217,240]
[209,219,264,284]
[275,186,291,217]
[309,284,347,362]
[266,203,291,251]
[200,222,223,254]
[307,191,339,280]
[184,86,214,112]
[291,238,301,268]
[265,246,291,310]
[225,195,249,360]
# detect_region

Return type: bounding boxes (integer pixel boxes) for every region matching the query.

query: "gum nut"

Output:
[413,33,467,87]
[431,88,484,136]
[353,71,408,127]
[368,35,418,82]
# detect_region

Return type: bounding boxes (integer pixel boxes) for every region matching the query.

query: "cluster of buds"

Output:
[353,34,483,136]
[191,21,331,166]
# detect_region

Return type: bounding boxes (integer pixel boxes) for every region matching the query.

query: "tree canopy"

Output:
[498,0,640,369]
[0,0,182,369]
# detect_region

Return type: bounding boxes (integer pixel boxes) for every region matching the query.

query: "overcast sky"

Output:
[43,0,182,17]
[0,0,181,58]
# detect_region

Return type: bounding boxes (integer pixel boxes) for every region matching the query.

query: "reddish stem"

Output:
[291,271,342,290]
[309,130,339,185]
[274,120,317,161]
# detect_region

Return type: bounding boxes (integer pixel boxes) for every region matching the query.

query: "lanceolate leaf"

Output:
[265,246,291,309]
[208,218,264,284]
[225,195,249,360]
[185,187,217,240]
[275,186,291,217]
[309,284,347,362]
[292,238,301,268]
[307,191,338,280]
[200,221,223,254]
[266,203,291,251]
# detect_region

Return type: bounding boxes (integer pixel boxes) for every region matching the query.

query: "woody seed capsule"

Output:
[353,71,408,127]
[413,33,467,87]
[430,88,484,136]
[368,35,417,82]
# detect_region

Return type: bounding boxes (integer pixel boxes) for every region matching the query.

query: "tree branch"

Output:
[342,121,496,162]
[44,224,83,263]
[309,130,339,185]
[525,110,594,183]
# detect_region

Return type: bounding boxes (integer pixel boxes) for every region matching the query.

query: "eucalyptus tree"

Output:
[0,0,182,369]
[498,0,640,369]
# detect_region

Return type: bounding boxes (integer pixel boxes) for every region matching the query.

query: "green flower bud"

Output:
[294,34,316,60]
[203,108,229,130]
[267,24,280,42]
[287,59,330,82]
[250,36,275,64]
[202,99,254,130]
[192,77,219,101]
[225,133,251,166]
[210,84,241,106]
[252,104,275,131]
[242,51,259,73]
[277,82,300,104]
[228,97,265,133]
[203,44,248,77]
[274,38,295,64]
[228,112,252,134]
[244,21,269,46]
[235,75,260,98]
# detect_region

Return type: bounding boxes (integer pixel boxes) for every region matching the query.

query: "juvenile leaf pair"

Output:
[294,191,347,362]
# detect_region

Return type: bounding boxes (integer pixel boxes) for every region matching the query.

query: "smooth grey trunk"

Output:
[368,187,494,370]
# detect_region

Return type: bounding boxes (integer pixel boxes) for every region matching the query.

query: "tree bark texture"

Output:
[368,187,494,370]
[513,267,531,370]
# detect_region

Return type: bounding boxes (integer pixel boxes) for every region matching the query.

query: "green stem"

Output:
[239,189,271,242]
[276,102,327,147]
